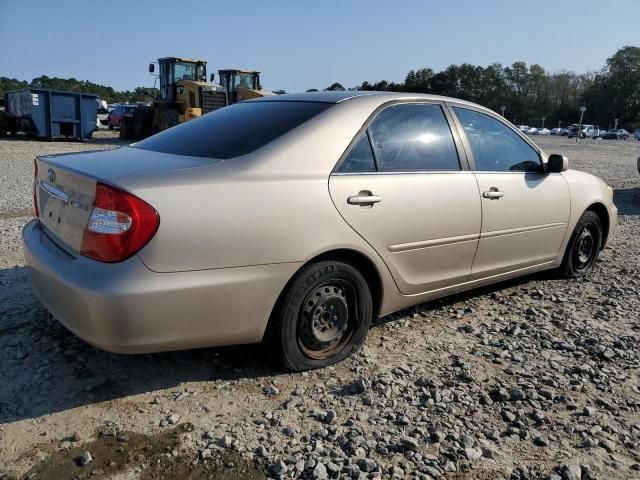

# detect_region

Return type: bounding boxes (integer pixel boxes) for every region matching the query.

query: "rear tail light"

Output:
[81,183,159,263]
[33,160,39,217]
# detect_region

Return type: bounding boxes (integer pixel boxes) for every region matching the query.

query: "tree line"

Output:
[318,46,640,130]
[0,76,155,104]
[2,46,639,129]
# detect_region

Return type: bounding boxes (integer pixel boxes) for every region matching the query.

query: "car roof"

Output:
[249,90,478,106]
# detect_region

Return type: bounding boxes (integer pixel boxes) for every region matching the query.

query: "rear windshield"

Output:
[133,101,332,159]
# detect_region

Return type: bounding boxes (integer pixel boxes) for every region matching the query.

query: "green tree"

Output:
[325,82,345,91]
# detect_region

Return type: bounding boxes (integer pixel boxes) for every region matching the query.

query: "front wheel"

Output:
[264,261,372,371]
[560,211,603,278]
[158,108,179,132]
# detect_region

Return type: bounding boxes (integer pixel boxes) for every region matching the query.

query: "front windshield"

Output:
[235,73,256,89]
[174,62,206,82]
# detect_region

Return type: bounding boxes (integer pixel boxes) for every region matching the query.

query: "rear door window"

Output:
[134,101,332,159]
[368,103,460,171]
[337,133,377,173]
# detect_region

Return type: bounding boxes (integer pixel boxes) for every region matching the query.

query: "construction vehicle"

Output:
[121,57,271,140]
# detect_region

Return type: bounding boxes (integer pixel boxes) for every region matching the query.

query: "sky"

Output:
[1,0,639,93]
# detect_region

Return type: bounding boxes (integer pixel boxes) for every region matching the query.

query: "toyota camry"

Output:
[23,91,617,371]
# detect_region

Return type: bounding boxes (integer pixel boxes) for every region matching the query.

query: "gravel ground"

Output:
[0,133,638,480]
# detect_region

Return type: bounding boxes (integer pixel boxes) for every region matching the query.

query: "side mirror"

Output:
[210,73,215,82]
[148,63,155,73]
[547,154,568,173]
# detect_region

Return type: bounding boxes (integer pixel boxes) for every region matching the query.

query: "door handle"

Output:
[347,192,382,206]
[482,189,504,199]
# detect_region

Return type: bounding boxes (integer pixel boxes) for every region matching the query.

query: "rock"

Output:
[539,388,556,400]
[76,451,92,466]
[357,458,377,473]
[312,462,328,479]
[222,435,233,448]
[269,460,287,477]
[72,431,82,442]
[533,435,549,446]
[562,464,581,480]
[460,434,475,448]
[285,396,302,409]
[99,426,117,437]
[201,448,212,459]
[324,409,337,424]
[484,429,499,441]
[443,460,457,472]
[501,410,516,422]
[509,388,526,401]
[355,377,369,393]
[400,436,419,450]
[465,447,483,461]
[599,438,615,452]
[263,385,279,396]
[167,414,180,425]
[583,406,596,417]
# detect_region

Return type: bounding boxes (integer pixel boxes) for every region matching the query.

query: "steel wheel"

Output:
[560,210,603,278]
[298,280,356,360]
[264,260,372,371]
[573,226,596,271]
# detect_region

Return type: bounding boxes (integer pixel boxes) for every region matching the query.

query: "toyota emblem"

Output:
[47,168,56,183]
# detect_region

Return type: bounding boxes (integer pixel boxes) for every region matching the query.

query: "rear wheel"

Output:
[560,211,602,278]
[158,108,179,132]
[265,261,372,371]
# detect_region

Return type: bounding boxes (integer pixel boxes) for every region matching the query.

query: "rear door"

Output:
[329,102,481,295]
[449,105,570,279]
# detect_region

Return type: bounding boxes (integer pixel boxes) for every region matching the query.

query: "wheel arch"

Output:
[586,202,610,249]
[264,248,384,339]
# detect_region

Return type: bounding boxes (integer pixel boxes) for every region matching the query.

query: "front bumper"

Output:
[22,220,299,353]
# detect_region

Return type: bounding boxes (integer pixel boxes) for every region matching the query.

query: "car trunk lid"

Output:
[35,147,216,255]
[36,158,97,255]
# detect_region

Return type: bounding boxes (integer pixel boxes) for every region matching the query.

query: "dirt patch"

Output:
[22,424,263,480]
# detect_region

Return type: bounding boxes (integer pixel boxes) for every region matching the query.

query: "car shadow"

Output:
[0,264,276,425]
[0,265,559,425]
[614,188,640,216]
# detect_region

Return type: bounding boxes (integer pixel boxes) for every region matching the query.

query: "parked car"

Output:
[560,128,570,136]
[634,128,640,141]
[23,91,617,371]
[538,128,551,136]
[550,128,562,135]
[517,125,529,132]
[96,99,109,129]
[528,127,539,135]
[107,104,137,129]
[584,126,602,139]
[601,129,629,140]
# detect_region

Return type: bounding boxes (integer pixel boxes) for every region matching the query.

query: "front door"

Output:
[329,102,481,295]
[450,106,570,279]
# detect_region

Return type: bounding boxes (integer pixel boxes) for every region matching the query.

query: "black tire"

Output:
[133,106,154,139]
[560,210,603,278]
[264,261,372,372]
[119,117,133,140]
[158,108,179,132]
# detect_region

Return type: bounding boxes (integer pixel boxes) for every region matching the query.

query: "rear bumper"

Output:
[22,219,299,353]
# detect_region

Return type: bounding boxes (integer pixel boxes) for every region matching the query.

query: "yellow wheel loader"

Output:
[121,57,271,140]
